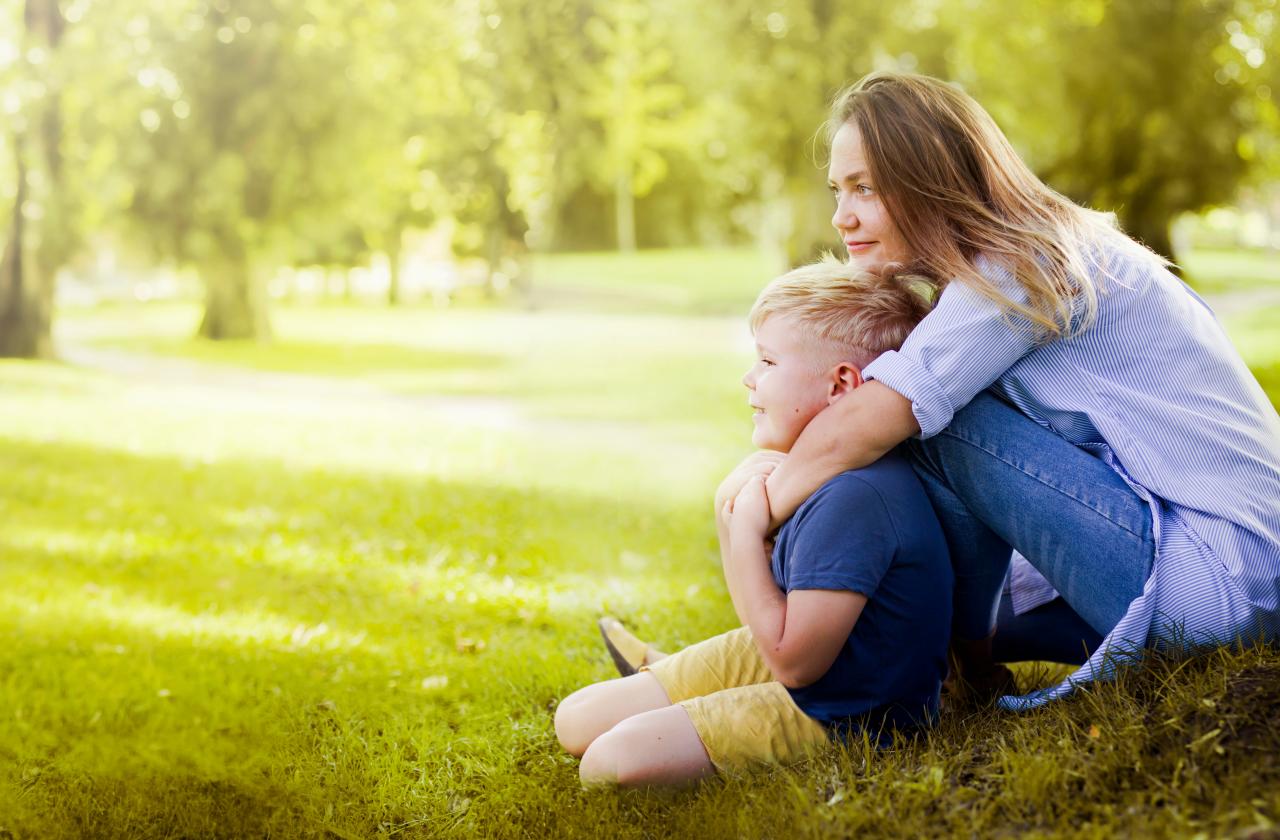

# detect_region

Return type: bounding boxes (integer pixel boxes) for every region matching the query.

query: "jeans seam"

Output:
[935,426,1150,544]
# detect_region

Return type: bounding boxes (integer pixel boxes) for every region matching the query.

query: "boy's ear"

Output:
[828,363,864,404]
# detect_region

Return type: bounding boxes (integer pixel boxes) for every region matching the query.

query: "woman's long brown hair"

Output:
[827,72,1167,338]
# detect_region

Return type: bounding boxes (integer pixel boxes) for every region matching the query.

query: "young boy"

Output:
[554,257,953,787]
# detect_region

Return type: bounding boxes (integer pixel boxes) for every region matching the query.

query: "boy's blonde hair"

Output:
[749,254,932,370]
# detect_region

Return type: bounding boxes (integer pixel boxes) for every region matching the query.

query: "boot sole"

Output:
[598,618,640,677]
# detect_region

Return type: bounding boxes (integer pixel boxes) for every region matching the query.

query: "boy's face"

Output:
[743,314,853,453]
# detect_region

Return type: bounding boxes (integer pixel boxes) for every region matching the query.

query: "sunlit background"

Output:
[1,1,1278,837]
[1,0,1277,341]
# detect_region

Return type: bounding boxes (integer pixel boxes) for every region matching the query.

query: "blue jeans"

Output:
[993,593,1102,665]
[907,392,1156,643]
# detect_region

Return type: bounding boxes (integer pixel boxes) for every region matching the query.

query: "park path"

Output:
[54,337,722,481]
[1201,285,1280,317]
[56,341,531,431]
[53,283,1274,432]
[53,335,711,455]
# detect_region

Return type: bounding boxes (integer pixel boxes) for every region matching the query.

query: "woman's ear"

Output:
[828,363,864,404]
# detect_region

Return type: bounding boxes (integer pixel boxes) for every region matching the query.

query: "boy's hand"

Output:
[726,475,772,539]
[715,451,785,516]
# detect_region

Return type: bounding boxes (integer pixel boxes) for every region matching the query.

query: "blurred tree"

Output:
[315,2,447,306]
[672,0,898,267]
[433,40,529,297]
[103,0,392,339]
[938,0,1279,266]
[444,0,600,293]
[581,1,685,252]
[1,0,69,358]
[1221,1,1280,200]
[5,0,1275,327]
[1041,0,1261,263]
[484,0,595,256]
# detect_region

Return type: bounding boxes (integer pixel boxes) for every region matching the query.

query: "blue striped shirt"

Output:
[862,241,1280,709]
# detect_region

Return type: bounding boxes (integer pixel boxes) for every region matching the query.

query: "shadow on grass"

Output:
[0,436,735,837]
[3,433,1280,838]
[0,433,733,687]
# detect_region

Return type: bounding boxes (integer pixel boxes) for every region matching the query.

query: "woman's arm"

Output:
[765,380,918,527]
[768,264,1042,527]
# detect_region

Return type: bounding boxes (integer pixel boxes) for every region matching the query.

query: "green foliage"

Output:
[2,0,1278,343]
[935,0,1279,262]
[580,0,687,251]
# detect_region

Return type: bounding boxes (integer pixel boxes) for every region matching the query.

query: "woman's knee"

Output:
[908,392,1009,473]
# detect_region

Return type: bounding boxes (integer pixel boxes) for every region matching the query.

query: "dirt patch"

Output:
[1215,662,1280,756]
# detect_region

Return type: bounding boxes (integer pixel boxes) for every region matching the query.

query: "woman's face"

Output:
[828,122,911,271]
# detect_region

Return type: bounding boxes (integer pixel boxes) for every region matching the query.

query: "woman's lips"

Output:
[846,241,875,254]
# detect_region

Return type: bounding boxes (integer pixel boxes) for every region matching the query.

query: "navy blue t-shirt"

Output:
[770,450,952,744]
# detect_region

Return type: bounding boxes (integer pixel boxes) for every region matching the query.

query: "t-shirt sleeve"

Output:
[783,475,900,598]
[862,259,1039,439]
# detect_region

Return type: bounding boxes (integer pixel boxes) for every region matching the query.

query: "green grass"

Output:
[527,247,782,314]
[6,247,1280,838]
[1180,247,1280,294]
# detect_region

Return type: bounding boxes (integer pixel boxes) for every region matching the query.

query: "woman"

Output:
[765,72,1280,709]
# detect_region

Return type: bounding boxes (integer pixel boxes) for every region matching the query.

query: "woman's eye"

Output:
[857,184,874,196]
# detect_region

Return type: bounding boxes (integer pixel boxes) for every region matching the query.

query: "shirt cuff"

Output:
[862,349,956,439]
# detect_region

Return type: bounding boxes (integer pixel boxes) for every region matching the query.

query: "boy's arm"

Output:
[724,477,868,688]
[714,451,785,571]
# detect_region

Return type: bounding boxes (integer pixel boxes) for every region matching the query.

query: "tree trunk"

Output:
[0,145,52,358]
[197,238,271,340]
[1119,204,1178,272]
[386,229,402,306]
[615,170,636,253]
[0,0,66,359]
[786,179,838,267]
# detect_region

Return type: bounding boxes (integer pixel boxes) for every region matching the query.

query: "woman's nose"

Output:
[832,197,857,231]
